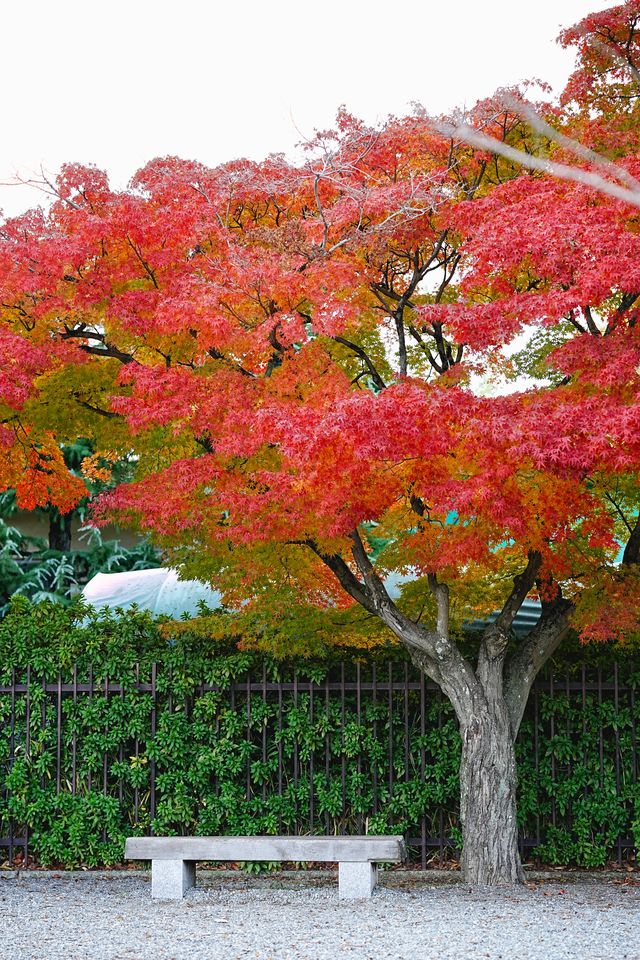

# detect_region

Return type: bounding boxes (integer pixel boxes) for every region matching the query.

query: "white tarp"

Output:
[82,567,541,632]
[82,568,221,618]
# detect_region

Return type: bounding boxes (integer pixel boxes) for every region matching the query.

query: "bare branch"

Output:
[500,93,640,194]
[432,120,640,208]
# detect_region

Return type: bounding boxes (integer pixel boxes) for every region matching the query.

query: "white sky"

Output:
[0,0,614,219]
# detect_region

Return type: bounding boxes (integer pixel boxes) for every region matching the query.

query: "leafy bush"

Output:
[0,600,638,869]
[0,518,160,614]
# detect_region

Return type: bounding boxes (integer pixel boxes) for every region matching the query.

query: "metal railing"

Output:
[1,660,637,867]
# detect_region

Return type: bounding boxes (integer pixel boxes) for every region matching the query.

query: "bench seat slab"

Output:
[126,835,405,863]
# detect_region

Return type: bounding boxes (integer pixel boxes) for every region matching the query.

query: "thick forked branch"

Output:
[306,529,478,718]
[346,529,479,721]
[477,551,542,700]
[481,551,542,661]
[318,530,431,652]
[504,593,574,735]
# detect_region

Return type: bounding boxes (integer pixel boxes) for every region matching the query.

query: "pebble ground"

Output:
[1,870,638,959]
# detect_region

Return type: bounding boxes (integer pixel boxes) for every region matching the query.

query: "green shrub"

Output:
[0,599,637,869]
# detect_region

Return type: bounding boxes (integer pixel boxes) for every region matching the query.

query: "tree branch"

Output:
[500,93,640,195]
[207,347,255,379]
[73,397,120,420]
[125,235,159,288]
[623,513,640,566]
[432,121,640,209]
[481,551,542,661]
[347,528,475,682]
[331,336,387,391]
[304,539,378,616]
[427,572,449,640]
[305,529,480,723]
[78,344,135,364]
[583,305,601,337]
[395,314,408,376]
[60,326,135,365]
[348,528,399,615]
[407,325,444,373]
[504,593,574,735]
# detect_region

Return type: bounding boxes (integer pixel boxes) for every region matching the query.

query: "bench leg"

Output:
[338,861,378,900]
[151,859,196,900]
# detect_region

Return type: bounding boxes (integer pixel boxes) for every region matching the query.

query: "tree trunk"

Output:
[319,531,571,887]
[459,701,523,885]
[48,511,73,552]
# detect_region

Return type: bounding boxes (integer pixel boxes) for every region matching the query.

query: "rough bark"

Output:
[459,696,523,885]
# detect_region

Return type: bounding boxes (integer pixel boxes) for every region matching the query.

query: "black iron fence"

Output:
[1,660,638,868]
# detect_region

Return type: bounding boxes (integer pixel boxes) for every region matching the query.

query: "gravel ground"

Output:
[0,870,638,960]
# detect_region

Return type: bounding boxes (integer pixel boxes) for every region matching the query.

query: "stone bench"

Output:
[125,835,406,900]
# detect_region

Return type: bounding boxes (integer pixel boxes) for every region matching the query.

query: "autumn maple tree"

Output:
[1,1,639,885]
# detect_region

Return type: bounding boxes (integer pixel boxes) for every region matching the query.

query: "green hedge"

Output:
[0,598,639,869]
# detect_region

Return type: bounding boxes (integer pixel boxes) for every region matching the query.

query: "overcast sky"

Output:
[0,0,614,219]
